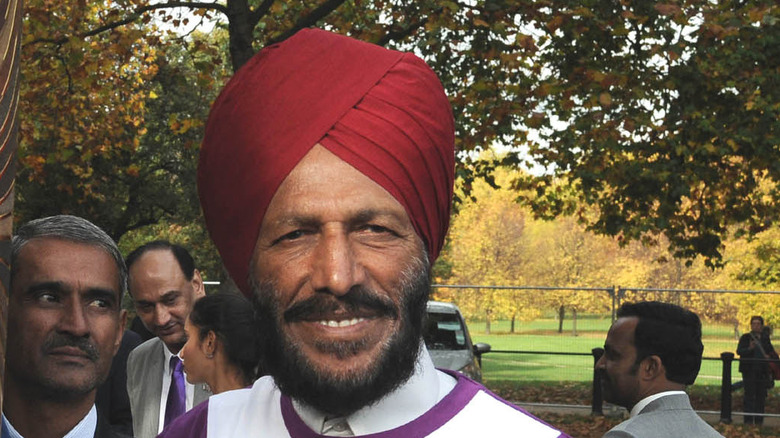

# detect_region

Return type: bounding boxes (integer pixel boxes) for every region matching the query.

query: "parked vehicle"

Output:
[424,301,491,382]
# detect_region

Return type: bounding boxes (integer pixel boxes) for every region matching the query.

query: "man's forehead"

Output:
[609,317,638,342]
[262,145,413,224]
[14,238,121,296]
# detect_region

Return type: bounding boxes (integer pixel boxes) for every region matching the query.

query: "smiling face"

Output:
[250,145,429,415]
[129,249,204,353]
[6,238,125,401]
[596,317,642,410]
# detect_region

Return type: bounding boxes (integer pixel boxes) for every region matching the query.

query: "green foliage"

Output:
[19,5,229,275]
[17,1,780,289]
[18,0,160,238]
[519,1,780,269]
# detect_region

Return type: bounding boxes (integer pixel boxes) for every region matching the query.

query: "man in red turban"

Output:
[161,28,568,438]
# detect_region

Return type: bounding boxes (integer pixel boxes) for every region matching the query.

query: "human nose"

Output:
[595,353,606,370]
[310,229,363,296]
[58,300,90,337]
[153,305,171,327]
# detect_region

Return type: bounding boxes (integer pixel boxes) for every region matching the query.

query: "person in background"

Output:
[597,301,723,438]
[2,215,127,438]
[125,240,210,438]
[179,293,261,394]
[737,315,776,425]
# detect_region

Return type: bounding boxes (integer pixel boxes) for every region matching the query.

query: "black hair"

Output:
[751,315,764,326]
[125,240,196,284]
[190,293,260,385]
[617,301,703,386]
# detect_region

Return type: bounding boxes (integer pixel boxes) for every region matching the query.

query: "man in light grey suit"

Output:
[125,241,209,438]
[596,301,724,438]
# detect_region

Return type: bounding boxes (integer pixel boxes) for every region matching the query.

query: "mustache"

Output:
[44,334,99,361]
[283,287,397,323]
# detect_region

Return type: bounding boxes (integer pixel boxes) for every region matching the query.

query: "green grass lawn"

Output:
[468,317,743,386]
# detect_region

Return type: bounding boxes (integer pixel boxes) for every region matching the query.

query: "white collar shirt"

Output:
[293,345,457,436]
[629,390,687,418]
[2,405,97,438]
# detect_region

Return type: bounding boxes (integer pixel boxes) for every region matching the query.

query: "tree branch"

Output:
[267,0,349,45]
[25,1,229,47]
[376,10,440,47]
[248,0,275,29]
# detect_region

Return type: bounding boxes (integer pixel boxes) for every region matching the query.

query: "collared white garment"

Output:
[293,347,457,435]
[158,345,196,433]
[1,405,97,438]
[629,391,687,418]
[158,348,569,438]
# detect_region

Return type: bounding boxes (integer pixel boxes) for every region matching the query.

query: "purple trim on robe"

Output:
[438,370,569,436]
[281,371,568,437]
[156,399,210,438]
[154,372,570,438]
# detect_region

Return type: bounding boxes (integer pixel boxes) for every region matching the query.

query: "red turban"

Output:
[198,28,455,295]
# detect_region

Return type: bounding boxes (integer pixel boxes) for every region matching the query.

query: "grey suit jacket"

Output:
[127,338,211,438]
[603,394,723,438]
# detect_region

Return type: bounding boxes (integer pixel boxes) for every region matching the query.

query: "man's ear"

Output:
[641,355,665,380]
[192,269,206,298]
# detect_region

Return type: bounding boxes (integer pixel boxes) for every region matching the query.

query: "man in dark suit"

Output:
[596,301,723,437]
[2,215,128,438]
[125,241,209,438]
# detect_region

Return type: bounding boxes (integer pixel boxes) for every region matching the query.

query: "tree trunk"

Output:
[0,0,23,413]
[510,314,516,334]
[485,310,491,335]
[572,308,578,337]
[226,0,257,71]
[558,305,564,333]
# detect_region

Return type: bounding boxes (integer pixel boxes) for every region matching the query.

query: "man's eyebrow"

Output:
[271,209,407,229]
[25,281,67,296]
[160,290,181,300]
[351,209,405,224]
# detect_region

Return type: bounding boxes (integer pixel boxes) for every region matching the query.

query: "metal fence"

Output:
[430,284,780,424]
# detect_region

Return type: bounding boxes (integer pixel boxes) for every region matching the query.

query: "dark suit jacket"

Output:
[96,330,143,436]
[95,412,132,438]
[603,394,724,437]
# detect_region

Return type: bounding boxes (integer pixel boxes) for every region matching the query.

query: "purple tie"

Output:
[164,356,186,426]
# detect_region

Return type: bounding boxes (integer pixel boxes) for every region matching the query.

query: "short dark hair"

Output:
[751,315,764,326]
[617,301,703,386]
[12,215,127,301]
[125,240,196,288]
[189,293,260,385]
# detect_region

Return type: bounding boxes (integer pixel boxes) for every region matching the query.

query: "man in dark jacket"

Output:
[737,315,776,425]
[1,215,128,438]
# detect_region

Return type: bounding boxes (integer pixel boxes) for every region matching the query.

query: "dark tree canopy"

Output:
[17,0,780,276]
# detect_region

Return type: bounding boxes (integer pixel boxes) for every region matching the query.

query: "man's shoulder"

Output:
[128,337,162,363]
[126,337,163,381]
[606,415,722,438]
[606,396,723,438]
[423,375,568,437]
